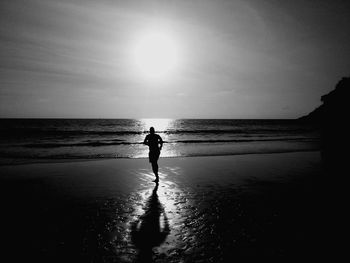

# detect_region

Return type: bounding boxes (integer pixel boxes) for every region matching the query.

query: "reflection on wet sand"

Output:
[124,169,198,262]
[131,183,170,262]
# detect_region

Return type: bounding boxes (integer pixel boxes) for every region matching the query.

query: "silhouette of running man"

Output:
[143,127,163,182]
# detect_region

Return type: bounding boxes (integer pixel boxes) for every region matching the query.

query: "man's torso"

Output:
[146,134,161,152]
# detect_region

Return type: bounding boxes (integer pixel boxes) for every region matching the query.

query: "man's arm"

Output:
[159,136,163,151]
[143,135,149,146]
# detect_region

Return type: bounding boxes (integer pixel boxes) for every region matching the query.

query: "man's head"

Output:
[150,127,155,134]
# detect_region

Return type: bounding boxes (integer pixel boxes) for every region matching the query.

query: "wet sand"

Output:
[0,152,330,261]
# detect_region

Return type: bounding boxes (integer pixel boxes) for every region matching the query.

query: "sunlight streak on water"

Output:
[139,118,174,133]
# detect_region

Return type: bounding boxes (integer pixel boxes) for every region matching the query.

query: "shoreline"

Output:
[0,148,320,166]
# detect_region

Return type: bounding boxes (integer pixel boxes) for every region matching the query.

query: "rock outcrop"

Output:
[299,77,350,123]
[300,76,349,170]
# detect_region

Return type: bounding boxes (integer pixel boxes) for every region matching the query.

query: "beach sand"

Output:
[0,152,334,261]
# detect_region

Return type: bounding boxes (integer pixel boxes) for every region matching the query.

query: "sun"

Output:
[131,29,180,81]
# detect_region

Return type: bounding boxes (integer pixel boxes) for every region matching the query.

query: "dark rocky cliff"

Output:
[299,77,350,123]
[300,76,349,170]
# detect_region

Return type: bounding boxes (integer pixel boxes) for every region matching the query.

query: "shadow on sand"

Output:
[131,183,170,262]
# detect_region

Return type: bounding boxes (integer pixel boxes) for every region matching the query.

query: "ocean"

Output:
[0,119,320,164]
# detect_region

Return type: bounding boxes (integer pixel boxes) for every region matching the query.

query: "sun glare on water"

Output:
[131,28,181,81]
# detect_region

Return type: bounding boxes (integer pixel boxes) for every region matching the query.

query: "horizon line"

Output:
[0,117,300,120]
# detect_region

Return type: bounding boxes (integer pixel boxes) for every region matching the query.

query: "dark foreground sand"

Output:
[0,152,342,261]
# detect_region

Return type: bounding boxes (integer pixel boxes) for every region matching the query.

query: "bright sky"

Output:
[1,0,349,118]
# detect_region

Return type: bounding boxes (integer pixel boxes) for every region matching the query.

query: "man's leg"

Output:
[151,161,159,181]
